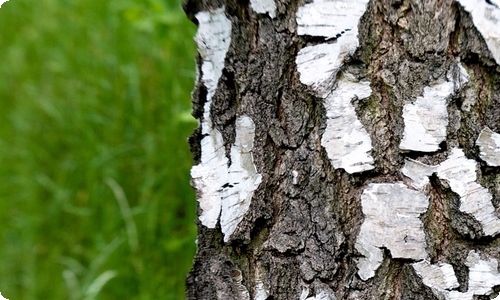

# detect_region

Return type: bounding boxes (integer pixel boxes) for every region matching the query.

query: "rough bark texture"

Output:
[185,0,500,299]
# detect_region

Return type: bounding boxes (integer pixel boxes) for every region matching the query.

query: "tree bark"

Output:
[184,0,500,299]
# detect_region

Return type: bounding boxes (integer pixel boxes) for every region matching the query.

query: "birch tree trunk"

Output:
[184,0,500,299]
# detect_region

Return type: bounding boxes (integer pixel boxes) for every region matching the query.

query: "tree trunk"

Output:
[184,0,500,299]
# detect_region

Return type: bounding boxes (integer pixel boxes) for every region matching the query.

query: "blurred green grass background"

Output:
[0,0,197,299]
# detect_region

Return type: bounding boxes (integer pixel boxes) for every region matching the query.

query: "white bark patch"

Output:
[296,43,348,97]
[400,64,469,152]
[399,81,451,152]
[412,261,460,292]
[220,115,262,242]
[295,0,373,174]
[436,149,500,236]
[401,159,436,190]
[402,148,500,236]
[191,133,228,228]
[191,8,232,229]
[321,76,374,174]
[296,0,369,40]
[194,8,232,112]
[295,0,370,97]
[456,0,500,65]
[305,291,335,300]
[415,251,500,300]
[476,127,500,166]
[466,251,500,295]
[300,288,310,300]
[300,289,335,300]
[292,170,299,185]
[355,183,429,280]
[253,263,268,300]
[254,281,268,300]
[250,0,276,18]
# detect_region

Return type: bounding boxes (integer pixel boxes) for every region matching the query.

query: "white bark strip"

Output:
[456,0,500,65]
[402,148,500,236]
[192,121,261,240]
[321,76,374,173]
[296,0,369,39]
[466,251,500,295]
[355,183,429,280]
[254,281,268,300]
[476,127,500,166]
[400,64,469,152]
[250,0,276,18]
[191,134,229,228]
[296,43,349,97]
[436,149,500,236]
[412,261,460,292]
[191,8,232,228]
[253,263,269,300]
[300,288,336,300]
[399,81,453,152]
[304,291,335,300]
[220,115,262,242]
[194,8,232,112]
[414,251,500,300]
[295,0,373,174]
[401,158,435,190]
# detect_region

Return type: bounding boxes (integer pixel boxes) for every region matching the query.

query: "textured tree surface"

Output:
[184,0,500,299]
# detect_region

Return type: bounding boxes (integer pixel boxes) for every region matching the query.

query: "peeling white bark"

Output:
[292,170,299,185]
[400,64,469,152]
[220,115,262,242]
[250,0,276,18]
[401,158,435,190]
[300,288,310,300]
[191,8,232,229]
[412,261,459,292]
[436,149,500,236]
[300,288,335,300]
[296,43,349,97]
[476,127,500,166]
[194,8,232,112]
[402,148,500,236]
[414,251,500,300]
[456,0,500,65]
[254,281,268,300]
[191,133,229,228]
[296,0,369,40]
[321,75,374,174]
[295,0,373,174]
[190,11,261,240]
[253,264,268,300]
[305,291,335,300]
[295,0,368,96]
[466,251,500,295]
[355,183,429,280]
[399,81,452,152]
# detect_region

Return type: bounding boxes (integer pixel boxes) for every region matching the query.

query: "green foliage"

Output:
[0,0,197,298]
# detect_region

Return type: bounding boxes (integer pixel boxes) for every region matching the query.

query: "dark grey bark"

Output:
[185,0,500,299]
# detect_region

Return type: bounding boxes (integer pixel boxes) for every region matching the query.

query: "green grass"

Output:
[0,0,197,298]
